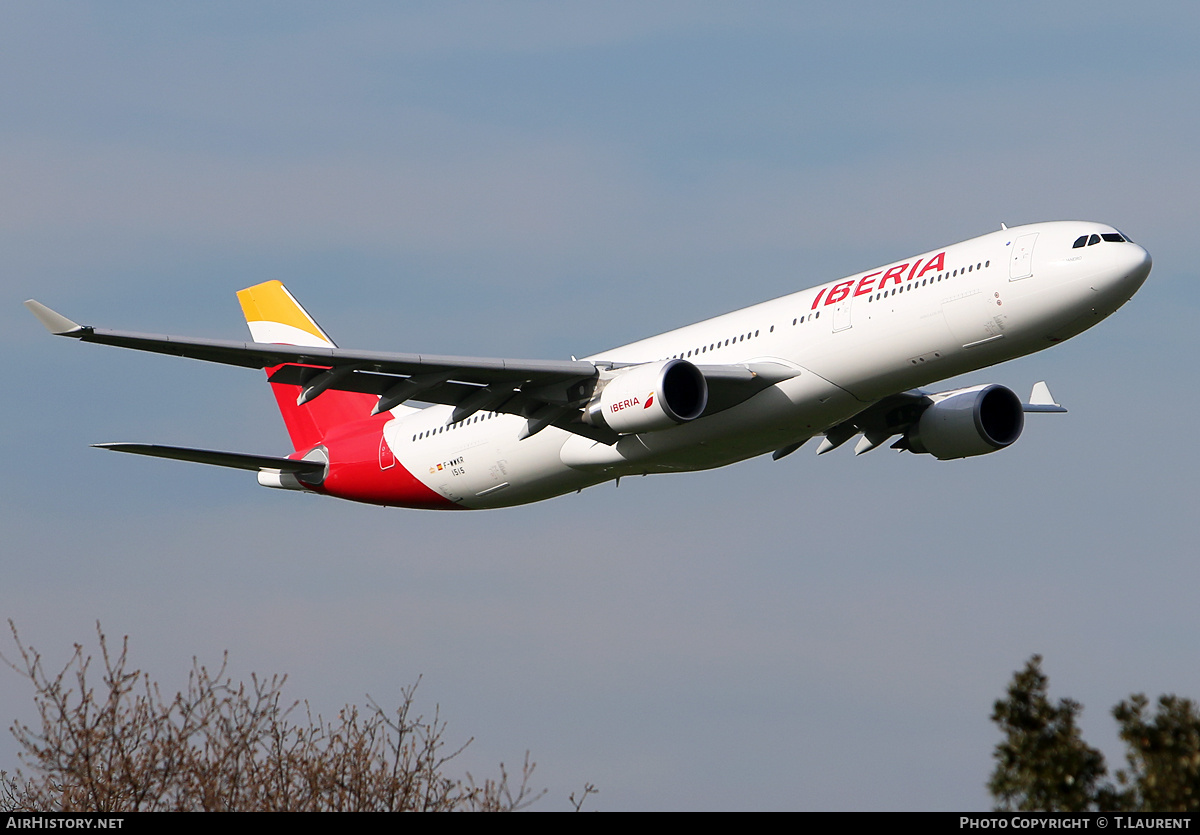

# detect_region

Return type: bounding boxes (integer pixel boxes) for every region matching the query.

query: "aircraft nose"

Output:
[1088,240,1151,305]
[1112,241,1152,296]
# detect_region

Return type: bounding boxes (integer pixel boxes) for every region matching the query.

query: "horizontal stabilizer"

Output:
[93,443,325,475]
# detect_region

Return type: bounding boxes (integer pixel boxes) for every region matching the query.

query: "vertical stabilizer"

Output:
[237,281,379,451]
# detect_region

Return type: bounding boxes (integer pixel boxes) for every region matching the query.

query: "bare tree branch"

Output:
[2,622,590,812]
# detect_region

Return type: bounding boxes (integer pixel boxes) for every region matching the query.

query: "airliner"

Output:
[26,221,1151,510]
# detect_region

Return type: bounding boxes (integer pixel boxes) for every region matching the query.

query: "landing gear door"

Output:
[1009,233,1038,280]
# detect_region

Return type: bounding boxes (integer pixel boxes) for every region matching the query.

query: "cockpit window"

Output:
[1075,231,1133,249]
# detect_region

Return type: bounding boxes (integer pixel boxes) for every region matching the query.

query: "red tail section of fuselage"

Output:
[239,281,459,510]
[267,369,458,509]
[266,364,378,452]
[295,411,460,509]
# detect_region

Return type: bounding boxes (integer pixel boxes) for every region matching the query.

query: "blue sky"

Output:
[3,2,1198,810]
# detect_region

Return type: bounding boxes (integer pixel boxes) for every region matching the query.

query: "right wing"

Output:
[809,382,1067,456]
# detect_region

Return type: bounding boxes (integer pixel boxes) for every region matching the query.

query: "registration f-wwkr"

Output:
[27,221,1151,510]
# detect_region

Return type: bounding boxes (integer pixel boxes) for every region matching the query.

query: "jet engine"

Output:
[906,384,1024,460]
[585,359,708,434]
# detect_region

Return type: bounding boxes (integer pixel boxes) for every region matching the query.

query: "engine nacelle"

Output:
[907,384,1024,460]
[585,359,708,435]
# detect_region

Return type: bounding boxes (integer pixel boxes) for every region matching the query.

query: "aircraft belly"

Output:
[388,412,600,508]
[448,420,601,509]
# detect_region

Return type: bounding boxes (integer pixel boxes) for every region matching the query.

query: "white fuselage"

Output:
[382,222,1151,508]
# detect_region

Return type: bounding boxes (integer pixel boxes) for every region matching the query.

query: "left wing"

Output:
[25,299,609,442]
[26,300,790,445]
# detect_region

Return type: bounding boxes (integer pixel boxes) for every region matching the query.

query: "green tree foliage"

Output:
[1,623,596,812]
[988,655,1108,811]
[990,655,1200,812]
[1112,694,1200,813]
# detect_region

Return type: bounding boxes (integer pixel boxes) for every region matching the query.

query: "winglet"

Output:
[1023,381,1067,413]
[24,300,84,335]
[237,280,335,347]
